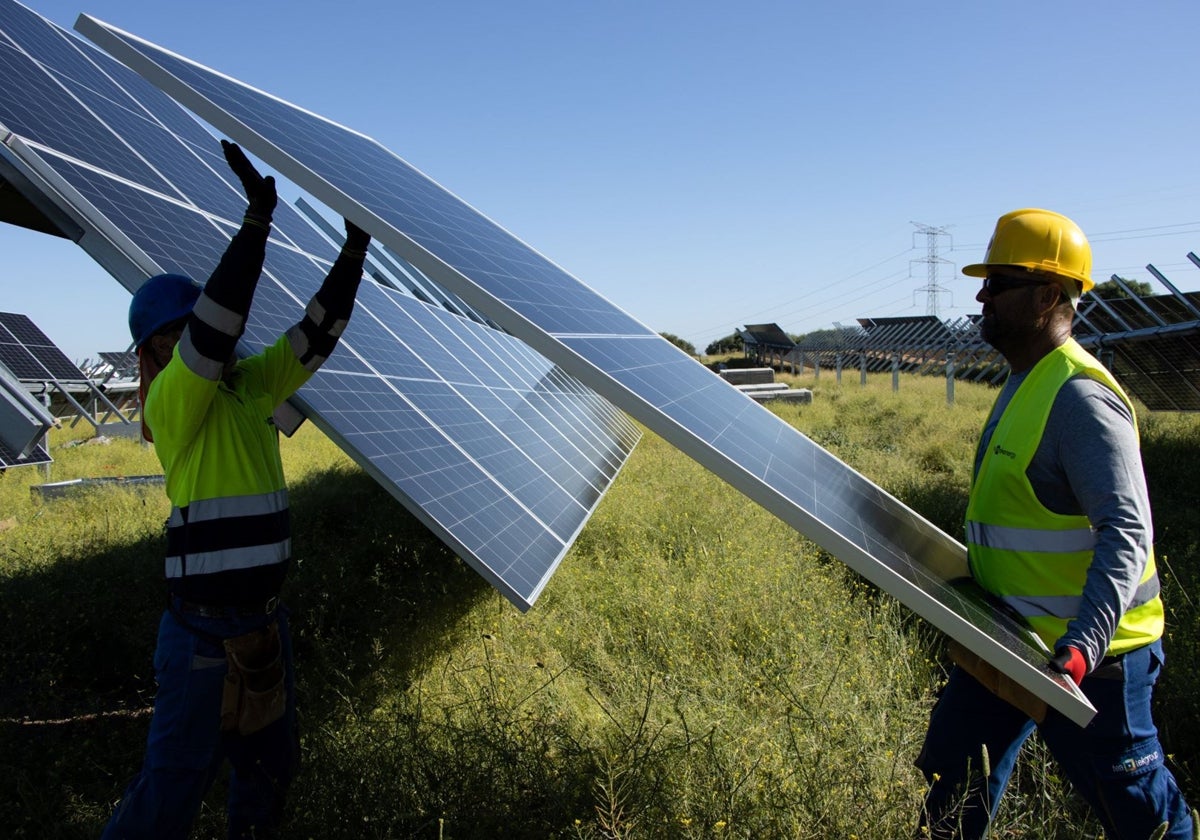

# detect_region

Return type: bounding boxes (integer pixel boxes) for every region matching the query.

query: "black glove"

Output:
[343,219,371,253]
[221,140,277,220]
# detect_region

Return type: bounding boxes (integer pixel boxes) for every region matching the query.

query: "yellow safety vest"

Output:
[146,334,311,589]
[965,339,1163,656]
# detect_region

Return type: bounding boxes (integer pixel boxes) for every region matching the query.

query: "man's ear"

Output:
[149,332,177,364]
[1035,283,1066,315]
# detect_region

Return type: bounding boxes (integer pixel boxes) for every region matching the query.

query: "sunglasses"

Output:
[981,274,1058,296]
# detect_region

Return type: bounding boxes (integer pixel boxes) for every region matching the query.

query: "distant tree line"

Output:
[704,332,743,355]
[659,332,697,356]
[1092,277,1153,299]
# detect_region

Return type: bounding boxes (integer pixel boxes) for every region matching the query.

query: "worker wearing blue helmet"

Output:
[103,140,370,840]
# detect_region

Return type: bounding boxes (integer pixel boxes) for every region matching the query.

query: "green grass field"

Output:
[2,373,1196,838]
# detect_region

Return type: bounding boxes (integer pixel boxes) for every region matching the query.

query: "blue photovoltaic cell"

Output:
[0,311,87,381]
[0,0,639,609]
[0,436,50,469]
[72,12,1095,724]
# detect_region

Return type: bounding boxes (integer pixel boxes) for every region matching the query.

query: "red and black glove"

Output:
[1049,646,1087,686]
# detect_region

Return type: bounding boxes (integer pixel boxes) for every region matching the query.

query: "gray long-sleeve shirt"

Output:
[976,372,1154,670]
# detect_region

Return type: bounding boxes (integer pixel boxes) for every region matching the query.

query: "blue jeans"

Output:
[916,640,1193,839]
[102,603,298,840]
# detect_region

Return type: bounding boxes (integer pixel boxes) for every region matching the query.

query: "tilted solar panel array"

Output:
[0,436,50,468]
[97,350,139,378]
[73,12,1096,723]
[1074,287,1200,412]
[0,311,88,382]
[0,0,639,609]
[0,348,54,467]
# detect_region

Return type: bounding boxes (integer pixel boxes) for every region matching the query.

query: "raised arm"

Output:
[178,140,278,380]
[286,219,370,372]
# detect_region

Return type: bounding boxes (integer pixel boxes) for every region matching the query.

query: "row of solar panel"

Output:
[0,0,1092,722]
[0,0,639,608]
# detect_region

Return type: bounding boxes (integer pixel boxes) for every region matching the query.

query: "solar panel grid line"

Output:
[1096,321,1199,402]
[458,328,639,476]
[302,285,638,568]
[12,23,361,289]
[342,288,622,505]
[269,298,633,606]
[0,17,169,197]
[0,10,255,229]
[296,194,500,330]
[324,309,609,520]
[1109,332,1200,411]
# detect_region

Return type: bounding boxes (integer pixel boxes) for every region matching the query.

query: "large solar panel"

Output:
[1074,288,1200,412]
[742,323,796,349]
[0,435,50,469]
[0,311,87,382]
[97,350,138,378]
[0,354,53,460]
[0,0,639,610]
[74,13,1094,723]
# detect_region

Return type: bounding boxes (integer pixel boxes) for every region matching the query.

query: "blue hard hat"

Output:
[129,273,203,349]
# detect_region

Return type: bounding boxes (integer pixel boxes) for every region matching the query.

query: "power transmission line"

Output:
[910,222,953,317]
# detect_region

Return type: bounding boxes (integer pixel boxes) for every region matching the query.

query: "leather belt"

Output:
[172,595,279,618]
[1090,653,1125,681]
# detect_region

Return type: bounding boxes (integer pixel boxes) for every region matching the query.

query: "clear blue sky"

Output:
[6,0,1200,363]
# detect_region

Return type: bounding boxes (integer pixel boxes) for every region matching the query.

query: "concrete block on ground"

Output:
[719,367,775,386]
[751,388,813,404]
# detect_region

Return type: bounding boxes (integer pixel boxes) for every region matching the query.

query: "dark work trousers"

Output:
[101,603,298,840]
[915,639,1193,839]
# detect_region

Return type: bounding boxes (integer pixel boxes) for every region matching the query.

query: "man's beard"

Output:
[979,311,1038,350]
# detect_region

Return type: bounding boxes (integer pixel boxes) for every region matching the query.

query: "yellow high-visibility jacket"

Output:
[965,339,1163,658]
[147,334,311,606]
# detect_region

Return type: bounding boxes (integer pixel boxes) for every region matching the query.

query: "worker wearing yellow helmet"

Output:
[915,209,1194,838]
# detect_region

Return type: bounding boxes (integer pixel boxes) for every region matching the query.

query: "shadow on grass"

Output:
[1140,428,1200,795]
[0,464,492,838]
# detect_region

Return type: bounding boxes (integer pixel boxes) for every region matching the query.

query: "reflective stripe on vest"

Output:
[965,339,1163,655]
[966,521,1096,554]
[1000,575,1162,621]
[165,489,290,579]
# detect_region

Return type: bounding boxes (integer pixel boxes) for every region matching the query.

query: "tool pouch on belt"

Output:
[220,620,285,735]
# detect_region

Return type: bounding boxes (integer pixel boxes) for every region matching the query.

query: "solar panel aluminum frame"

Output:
[0,143,83,240]
[74,15,1096,725]
[0,357,53,456]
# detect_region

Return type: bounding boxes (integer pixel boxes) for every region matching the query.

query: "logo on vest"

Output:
[992,443,1016,459]
[1113,749,1160,775]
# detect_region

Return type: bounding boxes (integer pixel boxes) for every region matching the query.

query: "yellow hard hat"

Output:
[962,208,1093,292]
